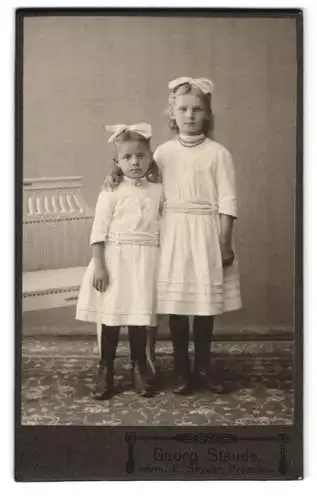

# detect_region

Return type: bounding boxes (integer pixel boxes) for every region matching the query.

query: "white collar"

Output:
[123,176,148,188]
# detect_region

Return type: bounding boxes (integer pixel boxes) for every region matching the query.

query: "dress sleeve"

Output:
[89,189,116,245]
[153,146,164,181]
[216,147,238,218]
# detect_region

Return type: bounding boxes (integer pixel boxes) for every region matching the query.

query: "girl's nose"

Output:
[186,109,194,118]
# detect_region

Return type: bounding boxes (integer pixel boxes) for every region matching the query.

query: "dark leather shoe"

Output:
[194,369,225,394]
[132,366,155,398]
[93,365,114,400]
[173,375,192,395]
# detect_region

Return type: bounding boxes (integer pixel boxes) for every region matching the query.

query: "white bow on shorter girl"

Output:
[105,123,152,143]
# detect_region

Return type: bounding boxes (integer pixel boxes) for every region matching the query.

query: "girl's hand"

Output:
[220,244,235,268]
[93,266,109,293]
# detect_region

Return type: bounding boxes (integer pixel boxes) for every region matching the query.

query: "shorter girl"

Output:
[76,123,162,400]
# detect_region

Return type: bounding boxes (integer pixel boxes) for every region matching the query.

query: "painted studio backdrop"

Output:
[22,15,297,337]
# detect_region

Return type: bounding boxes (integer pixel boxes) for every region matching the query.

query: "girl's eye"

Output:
[136,154,144,159]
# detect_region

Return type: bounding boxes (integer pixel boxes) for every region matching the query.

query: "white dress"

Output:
[76,177,163,326]
[154,138,242,316]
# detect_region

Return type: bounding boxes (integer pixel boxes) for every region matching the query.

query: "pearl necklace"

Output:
[177,134,206,148]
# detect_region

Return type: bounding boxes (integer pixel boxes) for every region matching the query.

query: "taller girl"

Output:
[154,77,242,395]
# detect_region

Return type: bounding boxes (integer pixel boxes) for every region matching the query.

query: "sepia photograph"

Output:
[16,8,302,480]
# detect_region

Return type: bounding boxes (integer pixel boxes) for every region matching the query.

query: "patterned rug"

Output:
[21,338,294,426]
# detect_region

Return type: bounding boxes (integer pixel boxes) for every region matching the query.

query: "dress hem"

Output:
[76,310,157,327]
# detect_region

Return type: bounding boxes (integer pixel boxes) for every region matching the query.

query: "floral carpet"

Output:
[21,338,294,426]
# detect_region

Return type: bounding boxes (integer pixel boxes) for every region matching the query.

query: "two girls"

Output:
[76,76,241,400]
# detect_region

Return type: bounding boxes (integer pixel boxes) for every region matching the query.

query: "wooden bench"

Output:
[22,176,93,312]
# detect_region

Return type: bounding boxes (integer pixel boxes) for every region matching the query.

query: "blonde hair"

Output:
[167,83,214,135]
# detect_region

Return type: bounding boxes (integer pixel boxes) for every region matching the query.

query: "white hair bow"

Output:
[105,123,152,143]
[168,77,214,95]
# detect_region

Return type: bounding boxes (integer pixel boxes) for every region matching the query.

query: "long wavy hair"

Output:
[167,83,214,136]
[103,130,161,191]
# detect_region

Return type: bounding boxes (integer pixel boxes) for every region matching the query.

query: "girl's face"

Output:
[172,92,209,136]
[117,140,152,179]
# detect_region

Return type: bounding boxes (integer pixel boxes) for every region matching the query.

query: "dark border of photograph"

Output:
[14,7,303,481]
